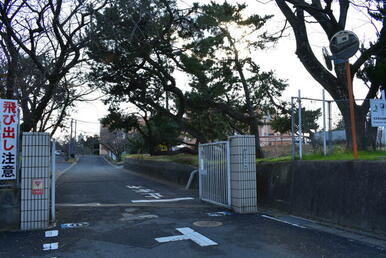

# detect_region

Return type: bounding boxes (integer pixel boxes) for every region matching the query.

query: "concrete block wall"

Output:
[0,188,20,231]
[229,135,257,213]
[256,161,386,234]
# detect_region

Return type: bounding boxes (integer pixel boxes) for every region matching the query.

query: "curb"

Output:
[55,157,79,181]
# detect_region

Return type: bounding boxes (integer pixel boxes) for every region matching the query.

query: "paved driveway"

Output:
[0,156,384,257]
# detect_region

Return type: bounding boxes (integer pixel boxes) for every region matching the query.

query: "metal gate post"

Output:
[51,141,56,223]
[198,145,203,200]
[298,90,303,159]
[291,97,295,160]
[322,90,327,156]
[226,141,231,207]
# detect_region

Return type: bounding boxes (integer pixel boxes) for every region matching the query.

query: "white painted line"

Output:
[134,189,154,193]
[45,230,59,238]
[155,227,217,247]
[42,242,59,251]
[177,227,218,247]
[261,215,307,229]
[145,193,163,199]
[131,197,194,203]
[55,159,78,181]
[127,185,143,189]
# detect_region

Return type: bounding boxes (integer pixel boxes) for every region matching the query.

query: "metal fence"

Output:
[199,141,231,208]
[291,90,384,159]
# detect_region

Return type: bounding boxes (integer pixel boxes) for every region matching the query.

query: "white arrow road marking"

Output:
[45,230,59,238]
[131,197,194,203]
[155,227,218,247]
[43,242,59,251]
[155,234,190,243]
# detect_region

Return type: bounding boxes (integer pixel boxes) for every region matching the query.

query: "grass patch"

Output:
[66,158,77,163]
[302,150,386,161]
[123,153,198,166]
[124,149,386,166]
[257,150,386,162]
[257,156,292,163]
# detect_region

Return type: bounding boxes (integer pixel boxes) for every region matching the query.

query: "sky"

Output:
[61,0,381,140]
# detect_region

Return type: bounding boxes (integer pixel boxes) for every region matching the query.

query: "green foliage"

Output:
[271,107,321,138]
[295,108,322,137]
[146,114,182,148]
[124,153,198,166]
[87,0,287,151]
[77,134,100,155]
[271,115,291,134]
[180,1,287,141]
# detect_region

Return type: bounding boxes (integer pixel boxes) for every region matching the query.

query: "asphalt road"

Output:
[0,156,385,257]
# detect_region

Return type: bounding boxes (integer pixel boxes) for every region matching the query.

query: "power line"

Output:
[72,118,100,125]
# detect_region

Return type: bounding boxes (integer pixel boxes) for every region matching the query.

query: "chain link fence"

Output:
[290,91,386,159]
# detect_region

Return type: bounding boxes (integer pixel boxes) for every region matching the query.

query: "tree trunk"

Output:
[336,101,376,151]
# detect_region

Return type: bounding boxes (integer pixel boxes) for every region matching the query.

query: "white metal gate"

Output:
[199,141,231,207]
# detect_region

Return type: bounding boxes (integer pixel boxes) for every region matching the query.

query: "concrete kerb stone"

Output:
[55,157,79,181]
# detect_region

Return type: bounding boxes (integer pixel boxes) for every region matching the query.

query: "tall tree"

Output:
[99,126,129,161]
[88,0,287,157]
[87,0,208,143]
[180,2,287,157]
[274,0,385,149]
[0,0,106,132]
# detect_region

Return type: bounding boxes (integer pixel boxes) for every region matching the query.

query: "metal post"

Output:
[198,145,202,200]
[68,119,73,158]
[74,120,77,157]
[298,90,303,159]
[322,90,327,156]
[51,141,56,223]
[328,101,332,153]
[291,97,295,160]
[226,141,231,208]
[17,107,21,188]
[345,62,359,159]
[382,90,386,149]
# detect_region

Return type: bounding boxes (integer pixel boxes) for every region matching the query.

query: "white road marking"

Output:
[45,230,59,238]
[134,189,154,193]
[261,215,307,229]
[156,235,190,242]
[131,197,194,203]
[42,242,59,251]
[127,185,143,189]
[145,193,163,199]
[155,227,218,247]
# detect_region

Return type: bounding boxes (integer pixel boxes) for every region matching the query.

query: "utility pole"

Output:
[68,119,73,159]
[74,120,77,157]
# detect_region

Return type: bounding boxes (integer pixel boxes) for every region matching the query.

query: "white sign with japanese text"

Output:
[370,99,386,127]
[0,99,18,180]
